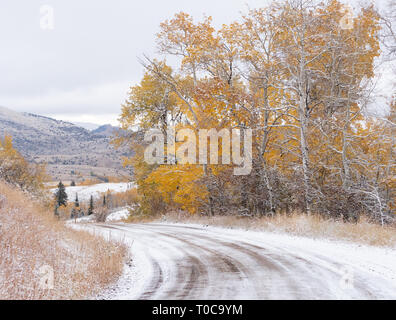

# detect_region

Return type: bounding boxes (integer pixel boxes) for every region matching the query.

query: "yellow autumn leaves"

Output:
[117,0,394,220]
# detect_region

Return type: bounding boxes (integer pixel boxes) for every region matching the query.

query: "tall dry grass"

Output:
[0,182,127,300]
[153,211,396,248]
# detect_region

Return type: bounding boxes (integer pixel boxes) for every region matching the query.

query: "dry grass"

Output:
[0,182,127,300]
[148,210,396,248]
[105,188,138,209]
[78,178,103,186]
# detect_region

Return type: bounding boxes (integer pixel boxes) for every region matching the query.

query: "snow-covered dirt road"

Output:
[90,223,396,300]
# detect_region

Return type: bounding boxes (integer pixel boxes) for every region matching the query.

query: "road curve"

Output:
[92,223,396,300]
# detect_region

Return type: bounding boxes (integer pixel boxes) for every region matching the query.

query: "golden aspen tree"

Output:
[0,135,46,194]
[117,0,391,222]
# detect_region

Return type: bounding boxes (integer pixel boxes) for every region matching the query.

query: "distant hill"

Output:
[0,106,131,181]
[91,124,120,137]
[72,121,101,131]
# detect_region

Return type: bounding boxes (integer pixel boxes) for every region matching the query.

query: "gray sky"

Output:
[0,0,390,126]
[0,0,266,125]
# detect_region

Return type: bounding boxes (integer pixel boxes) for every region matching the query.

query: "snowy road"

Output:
[90,223,396,300]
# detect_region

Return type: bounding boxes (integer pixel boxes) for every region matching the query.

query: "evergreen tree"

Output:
[88,195,94,215]
[74,193,79,208]
[103,194,106,207]
[71,208,76,219]
[54,204,59,217]
[55,181,68,207]
[70,180,76,186]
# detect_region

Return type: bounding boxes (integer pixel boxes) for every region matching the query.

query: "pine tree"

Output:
[88,195,94,215]
[71,208,76,219]
[74,193,79,208]
[103,194,106,207]
[54,204,59,217]
[55,181,68,207]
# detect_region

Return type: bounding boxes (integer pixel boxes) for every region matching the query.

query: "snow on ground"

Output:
[79,221,396,300]
[67,207,131,223]
[72,215,96,223]
[106,208,131,222]
[51,182,134,202]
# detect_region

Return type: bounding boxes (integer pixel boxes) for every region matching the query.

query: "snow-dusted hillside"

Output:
[91,124,120,137]
[0,105,93,155]
[0,106,132,180]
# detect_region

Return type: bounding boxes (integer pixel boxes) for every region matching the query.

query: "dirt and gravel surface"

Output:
[86,222,396,300]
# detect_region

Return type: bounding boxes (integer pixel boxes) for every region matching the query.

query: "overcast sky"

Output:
[0,0,268,125]
[0,0,390,126]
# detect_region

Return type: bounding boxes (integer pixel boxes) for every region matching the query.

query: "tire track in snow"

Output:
[91,223,396,300]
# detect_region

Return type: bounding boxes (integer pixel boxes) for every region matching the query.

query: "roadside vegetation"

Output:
[0,137,127,299]
[145,211,396,248]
